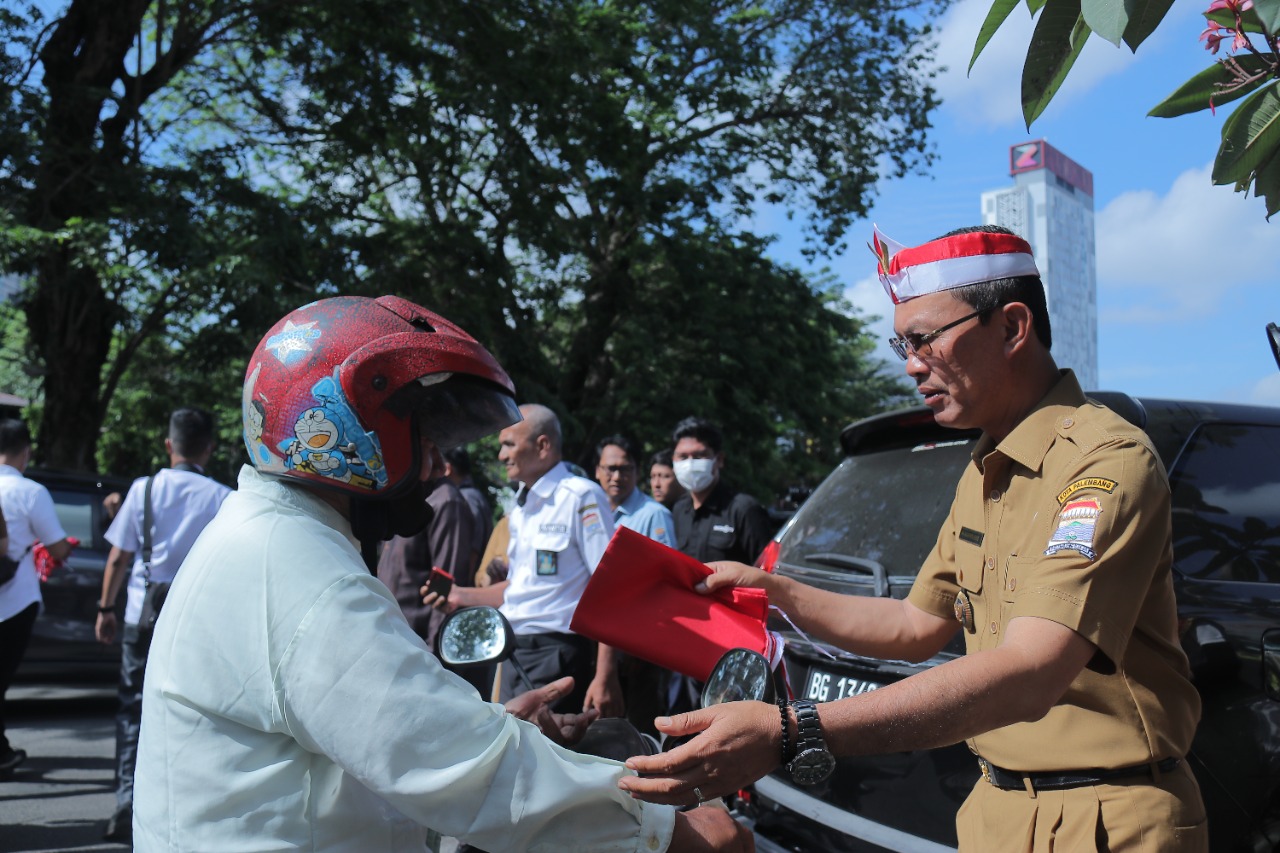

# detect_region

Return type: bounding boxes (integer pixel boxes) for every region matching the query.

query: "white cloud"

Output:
[933,0,1141,129]
[1252,372,1280,406]
[844,272,896,345]
[1096,162,1280,321]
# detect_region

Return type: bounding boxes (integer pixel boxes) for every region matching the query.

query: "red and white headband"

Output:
[871,226,1040,305]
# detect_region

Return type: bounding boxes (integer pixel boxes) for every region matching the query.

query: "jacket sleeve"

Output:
[272,574,675,853]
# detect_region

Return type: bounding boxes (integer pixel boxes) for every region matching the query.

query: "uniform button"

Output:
[647,834,661,851]
[990,489,1002,502]
[990,621,998,634]
[1062,417,1074,429]
[986,556,995,570]
[1009,578,1017,591]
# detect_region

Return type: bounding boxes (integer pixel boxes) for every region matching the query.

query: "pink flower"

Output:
[1201,24,1229,52]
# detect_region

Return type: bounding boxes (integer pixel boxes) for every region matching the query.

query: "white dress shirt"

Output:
[105,467,231,625]
[0,464,67,622]
[134,465,673,852]
[501,463,615,635]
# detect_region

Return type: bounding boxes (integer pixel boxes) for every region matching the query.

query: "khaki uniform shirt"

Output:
[908,371,1200,772]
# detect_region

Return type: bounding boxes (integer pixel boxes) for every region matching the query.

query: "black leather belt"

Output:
[978,756,1181,791]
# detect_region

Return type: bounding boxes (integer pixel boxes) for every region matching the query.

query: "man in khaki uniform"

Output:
[621,225,1208,851]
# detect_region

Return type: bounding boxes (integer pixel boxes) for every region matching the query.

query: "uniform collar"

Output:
[527,461,570,501]
[0,464,21,478]
[974,369,1086,474]
[616,487,647,518]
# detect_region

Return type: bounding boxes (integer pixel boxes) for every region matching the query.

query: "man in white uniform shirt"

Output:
[0,418,71,779]
[132,296,748,853]
[94,407,231,841]
[452,405,623,716]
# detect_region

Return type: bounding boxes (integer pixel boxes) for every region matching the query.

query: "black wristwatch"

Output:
[787,700,836,785]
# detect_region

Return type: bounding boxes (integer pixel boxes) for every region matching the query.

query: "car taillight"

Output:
[755,539,780,573]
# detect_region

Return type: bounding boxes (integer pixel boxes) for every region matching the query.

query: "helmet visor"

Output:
[390,373,522,450]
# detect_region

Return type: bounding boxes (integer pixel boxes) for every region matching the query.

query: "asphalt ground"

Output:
[0,683,122,853]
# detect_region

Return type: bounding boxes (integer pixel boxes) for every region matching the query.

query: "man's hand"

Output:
[95,611,117,645]
[619,701,780,805]
[696,561,770,594]
[583,671,624,718]
[670,806,755,852]
[504,675,599,747]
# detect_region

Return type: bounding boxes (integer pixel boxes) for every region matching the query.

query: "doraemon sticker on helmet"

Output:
[243,362,282,469]
[277,372,388,492]
[265,320,322,366]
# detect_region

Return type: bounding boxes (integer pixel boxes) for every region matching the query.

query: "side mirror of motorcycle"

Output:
[1268,322,1280,371]
[437,606,515,667]
[701,647,776,708]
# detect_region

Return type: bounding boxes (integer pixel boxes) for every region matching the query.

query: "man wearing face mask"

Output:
[669,418,772,568]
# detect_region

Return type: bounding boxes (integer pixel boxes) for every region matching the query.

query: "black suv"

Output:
[743,394,1280,853]
[16,469,132,681]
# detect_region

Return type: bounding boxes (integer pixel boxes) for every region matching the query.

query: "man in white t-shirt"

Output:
[0,418,71,779]
[94,407,231,841]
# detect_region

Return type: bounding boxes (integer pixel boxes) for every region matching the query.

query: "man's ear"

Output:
[536,434,552,456]
[164,437,175,456]
[1001,302,1036,357]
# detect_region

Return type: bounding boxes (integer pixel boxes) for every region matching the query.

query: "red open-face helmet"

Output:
[243,295,519,498]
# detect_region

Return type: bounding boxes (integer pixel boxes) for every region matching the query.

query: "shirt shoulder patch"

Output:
[1056,477,1117,505]
[1045,497,1102,560]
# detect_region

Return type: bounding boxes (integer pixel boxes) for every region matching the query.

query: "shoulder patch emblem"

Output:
[1056,477,1117,505]
[1045,498,1101,560]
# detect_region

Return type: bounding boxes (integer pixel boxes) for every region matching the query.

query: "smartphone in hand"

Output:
[426,566,454,599]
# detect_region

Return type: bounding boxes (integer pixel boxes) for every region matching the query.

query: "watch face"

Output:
[790,748,836,785]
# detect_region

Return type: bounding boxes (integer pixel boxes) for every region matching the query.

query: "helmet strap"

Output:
[349,482,434,572]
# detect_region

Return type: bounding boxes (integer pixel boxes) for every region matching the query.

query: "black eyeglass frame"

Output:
[888,307,995,361]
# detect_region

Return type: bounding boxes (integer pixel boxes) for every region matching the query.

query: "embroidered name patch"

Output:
[1056,477,1117,505]
[959,527,984,547]
[1045,498,1101,560]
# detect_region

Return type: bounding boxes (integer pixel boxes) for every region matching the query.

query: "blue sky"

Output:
[764,1,1280,407]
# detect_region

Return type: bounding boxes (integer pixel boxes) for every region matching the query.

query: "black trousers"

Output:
[498,632,593,714]
[114,624,152,809]
[0,603,39,753]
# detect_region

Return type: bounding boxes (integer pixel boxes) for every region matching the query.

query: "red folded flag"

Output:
[570,527,769,681]
[34,536,79,582]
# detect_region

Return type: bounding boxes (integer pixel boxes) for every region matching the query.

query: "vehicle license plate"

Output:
[803,666,883,702]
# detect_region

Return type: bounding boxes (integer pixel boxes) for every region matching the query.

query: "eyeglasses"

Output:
[598,464,635,476]
[888,308,992,361]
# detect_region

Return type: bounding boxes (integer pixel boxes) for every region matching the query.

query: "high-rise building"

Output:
[981,140,1097,389]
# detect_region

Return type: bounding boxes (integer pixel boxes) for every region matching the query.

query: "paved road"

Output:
[0,683,122,853]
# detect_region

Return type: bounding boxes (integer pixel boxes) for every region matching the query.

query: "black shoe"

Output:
[0,747,26,779]
[104,804,133,844]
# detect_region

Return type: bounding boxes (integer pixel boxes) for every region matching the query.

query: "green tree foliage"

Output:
[970,0,1280,217]
[1,0,940,501]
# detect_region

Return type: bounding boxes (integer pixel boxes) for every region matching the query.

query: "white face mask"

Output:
[673,457,717,493]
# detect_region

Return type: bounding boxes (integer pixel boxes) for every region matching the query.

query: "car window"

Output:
[45,487,99,547]
[1170,423,1280,584]
[779,437,975,577]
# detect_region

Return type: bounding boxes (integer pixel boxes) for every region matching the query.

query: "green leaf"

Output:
[1122,0,1176,50]
[1027,0,1049,13]
[1149,55,1277,118]
[1022,0,1092,127]
[1081,0,1129,46]
[970,0,1022,72]
[1251,149,1280,218]
[1213,84,1280,186]
[1252,0,1280,35]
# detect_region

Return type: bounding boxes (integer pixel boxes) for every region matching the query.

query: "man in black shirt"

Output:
[666,417,773,715]
[670,417,772,565]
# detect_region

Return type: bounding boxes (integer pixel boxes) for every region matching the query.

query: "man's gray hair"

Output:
[519,404,562,452]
